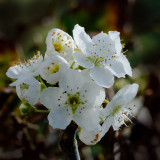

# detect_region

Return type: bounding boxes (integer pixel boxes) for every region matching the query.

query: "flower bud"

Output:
[19,102,35,116]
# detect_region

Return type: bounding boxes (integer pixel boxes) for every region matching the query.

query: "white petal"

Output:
[44,50,57,59]
[16,77,41,105]
[92,32,116,56]
[119,55,132,77]
[109,31,120,41]
[27,85,41,105]
[74,105,100,131]
[102,109,125,131]
[16,84,28,102]
[127,96,143,116]
[73,51,94,68]
[10,78,24,86]
[46,29,56,52]
[90,66,114,88]
[104,115,121,131]
[111,83,139,106]
[107,55,132,78]
[22,76,40,87]
[6,65,25,79]
[101,116,113,133]
[45,72,59,84]
[102,84,139,131]
[79,82,105,107]
[113,115,125,130]
[59,68,88,94]
[40,87,68,109]
[48,105,73,130]
[73,24,92,54]
[46,28,74,61]
[100,103,114,119]
[109,31,122,55]
[115,38,122,55]
[40,55,68,84]
[26,53,43,77]
[7,53,43,85]
[25,77,41,105]
[68,60,79,69]
[79,125,104,145]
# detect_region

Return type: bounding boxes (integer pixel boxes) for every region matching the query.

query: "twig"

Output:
[59,121,80,160]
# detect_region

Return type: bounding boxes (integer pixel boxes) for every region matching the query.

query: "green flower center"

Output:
[53,42,63,53]
[66,92,84,114]
[50,64,59,74]
[111,105,122,116]
[69,96,80,106]
[20,83,29,89]
[86,56,104,66]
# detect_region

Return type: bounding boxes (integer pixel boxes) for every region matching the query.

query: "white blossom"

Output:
[40,68,105,131]
[79,84,139,145]
[40,55,68,84]
[6,52,43,86]
[101,84,139,130]
[45,28,74,61]
[73,24,132,88]
[16,76,41,105]
[5,25,137,147]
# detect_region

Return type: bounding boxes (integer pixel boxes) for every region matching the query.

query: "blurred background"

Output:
[0,0,160,159]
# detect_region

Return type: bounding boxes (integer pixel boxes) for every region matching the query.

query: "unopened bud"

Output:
[19,102,35,116]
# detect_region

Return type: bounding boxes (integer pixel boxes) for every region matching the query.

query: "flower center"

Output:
[50,64,59,74]
[66,92,83,114]
[111,105,121,116]
[20,83,29,89]
[86,56,104,66]
[53,42,63,53]
[69,96,80,106]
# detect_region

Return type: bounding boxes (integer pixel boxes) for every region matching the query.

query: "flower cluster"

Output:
[6,24,139,145]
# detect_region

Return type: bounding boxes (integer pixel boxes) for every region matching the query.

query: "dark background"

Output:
[0,0,160,159]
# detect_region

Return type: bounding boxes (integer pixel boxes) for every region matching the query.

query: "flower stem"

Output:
[34,109,50,113]
[59,121,80,160]
[104,99,109,104]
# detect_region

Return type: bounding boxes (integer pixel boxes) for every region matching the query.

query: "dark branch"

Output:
[59,121,80,160]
